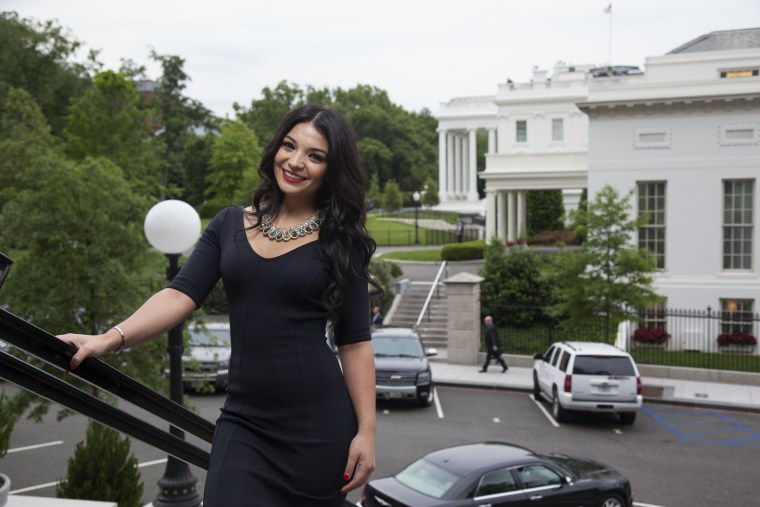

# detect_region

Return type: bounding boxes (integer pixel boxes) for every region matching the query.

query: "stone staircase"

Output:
[387,282,448,350]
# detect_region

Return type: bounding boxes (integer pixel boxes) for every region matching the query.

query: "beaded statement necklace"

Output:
[259,210,325,242]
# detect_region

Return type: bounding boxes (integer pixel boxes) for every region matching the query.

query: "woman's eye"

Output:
[308,154,324,163]
[282,141,295,150]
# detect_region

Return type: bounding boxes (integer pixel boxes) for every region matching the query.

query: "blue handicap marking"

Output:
[642,406,760,449]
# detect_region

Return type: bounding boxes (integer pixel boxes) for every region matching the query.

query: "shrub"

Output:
[717,331,757,346]
[441,240,485,261]
[632,326,671,345]
[57,422,143,507]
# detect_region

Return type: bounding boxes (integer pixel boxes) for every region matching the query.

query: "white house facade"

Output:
[435,63,598,238]
[579,28,760,346]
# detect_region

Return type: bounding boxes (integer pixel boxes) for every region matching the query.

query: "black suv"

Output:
[371,327,437,407]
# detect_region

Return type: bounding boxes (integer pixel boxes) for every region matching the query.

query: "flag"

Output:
[603,4,612,14]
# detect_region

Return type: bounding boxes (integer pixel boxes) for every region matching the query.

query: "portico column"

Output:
[497,191,507,241]
[507,191,516,242]
[459,136,470,197]
[467,128,478,202]
[447,133,455,199]
[438,128,447,203]
[453,135,461,197]
[485,190,496,241]
[487,128,496,154]
[517,191,527,239]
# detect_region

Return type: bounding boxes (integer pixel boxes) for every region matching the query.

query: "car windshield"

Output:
[572,356,635,376]
[190,328,230,347]
[372,336,424,358]
[395,458,461,499]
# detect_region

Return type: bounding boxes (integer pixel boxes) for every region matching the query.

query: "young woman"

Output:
[60,104,377,506]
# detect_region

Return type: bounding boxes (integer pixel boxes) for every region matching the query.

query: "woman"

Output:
[60,104,377,506]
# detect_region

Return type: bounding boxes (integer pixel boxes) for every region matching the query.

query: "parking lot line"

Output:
[529,394,559,428]
[7,440,64,453]
[433,387,444,419]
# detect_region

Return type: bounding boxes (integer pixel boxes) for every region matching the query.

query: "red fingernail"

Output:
[70,362,77,370]
[343,474,350,481]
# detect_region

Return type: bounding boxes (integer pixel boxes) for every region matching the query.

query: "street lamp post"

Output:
[412,191,421,245]
[144,200,202,507]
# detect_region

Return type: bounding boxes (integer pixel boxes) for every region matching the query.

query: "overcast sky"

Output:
[4,0,759,118]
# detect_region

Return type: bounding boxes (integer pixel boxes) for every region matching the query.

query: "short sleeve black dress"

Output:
[168,206,371,506]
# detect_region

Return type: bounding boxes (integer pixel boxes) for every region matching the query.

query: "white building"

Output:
[436,28,760,344]
[579,28,760,323]
[435,63,601,238]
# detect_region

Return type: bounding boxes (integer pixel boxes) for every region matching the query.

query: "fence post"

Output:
[444,272,484,365]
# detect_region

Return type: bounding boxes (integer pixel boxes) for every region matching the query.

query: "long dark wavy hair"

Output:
[247,104,378,327]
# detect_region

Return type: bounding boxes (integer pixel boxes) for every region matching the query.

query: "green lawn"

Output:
[367,216,443,246]
[379,249,442,262]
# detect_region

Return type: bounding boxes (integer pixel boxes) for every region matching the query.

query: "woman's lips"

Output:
[281,168,306,183]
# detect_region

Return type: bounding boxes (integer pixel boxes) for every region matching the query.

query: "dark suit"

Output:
[481,323,508,372]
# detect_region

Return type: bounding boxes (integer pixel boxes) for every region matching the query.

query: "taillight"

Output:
[564,374,572,393]
[637,377,642,396]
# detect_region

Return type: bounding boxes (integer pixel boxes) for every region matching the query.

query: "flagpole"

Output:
[608,1,613,68]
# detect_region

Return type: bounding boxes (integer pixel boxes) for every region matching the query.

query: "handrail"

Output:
[414,261,448,329]
[0,308,215,469]
[0,350,210,469]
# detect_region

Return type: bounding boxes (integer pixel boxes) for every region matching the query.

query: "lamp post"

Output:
[144,200,202,507]
[412,191,421,244]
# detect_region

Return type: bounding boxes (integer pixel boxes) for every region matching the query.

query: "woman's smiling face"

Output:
[273,122,329,202]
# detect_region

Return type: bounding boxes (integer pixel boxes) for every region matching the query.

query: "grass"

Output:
[366,216,442,246]
[379,249,442,262]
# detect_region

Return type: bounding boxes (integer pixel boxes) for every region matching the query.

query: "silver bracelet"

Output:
[112,326,126,353]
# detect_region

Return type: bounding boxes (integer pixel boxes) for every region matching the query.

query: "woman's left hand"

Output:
[341,430,376,494]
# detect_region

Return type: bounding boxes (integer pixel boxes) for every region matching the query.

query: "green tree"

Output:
[479,239,552,327]
[381,180,403,210]
[150,51,213,197]
[367,173,382,208]
[0,157,168,389]
[0,12,92,135]
[235,80,306,148]
[57,422,143,507]
[544,185,661,342]
[527,190,565,236]
[205,120,262,213]
[0,87,59,210]
[182,134,215,208]
[369,257,400,315]
[63,70,161,199]
[421,178,440,208]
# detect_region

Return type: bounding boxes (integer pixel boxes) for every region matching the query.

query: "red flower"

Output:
[632,326,671,344]
[717,332,757,346]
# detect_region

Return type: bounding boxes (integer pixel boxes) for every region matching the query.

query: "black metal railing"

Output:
[0,307,214,469]
[484,303,760,374]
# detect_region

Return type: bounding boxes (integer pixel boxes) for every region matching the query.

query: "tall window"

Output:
[551,118,564,141]
[723,179,754,270]
[720,299,755,335]
[516,120,527,143]
[638,181,666,269]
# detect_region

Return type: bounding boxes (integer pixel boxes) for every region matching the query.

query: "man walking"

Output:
[480,315,508,373]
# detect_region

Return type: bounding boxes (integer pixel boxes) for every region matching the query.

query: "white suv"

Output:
[533,342,642,425]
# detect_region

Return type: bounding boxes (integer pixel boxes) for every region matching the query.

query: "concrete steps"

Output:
[387,282,448,350]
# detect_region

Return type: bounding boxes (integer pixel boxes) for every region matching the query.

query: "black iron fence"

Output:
[372,227,479,247]
[489,305,760,374]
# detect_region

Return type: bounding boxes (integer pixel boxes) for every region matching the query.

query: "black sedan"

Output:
[359,442,632,507]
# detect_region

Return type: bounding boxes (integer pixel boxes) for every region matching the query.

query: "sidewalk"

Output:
[430,355,760,413]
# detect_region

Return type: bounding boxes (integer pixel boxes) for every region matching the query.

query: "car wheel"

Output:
[598,492,625,507]
[418,386,434,407]
[619,412,637,425]
[551,387,568,422]
[532,372,542,400]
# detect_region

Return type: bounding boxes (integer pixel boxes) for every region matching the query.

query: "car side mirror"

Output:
[533,353,544,361]
[426,348,438,357]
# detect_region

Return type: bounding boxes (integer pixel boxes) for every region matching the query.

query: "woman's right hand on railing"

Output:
[58,328,122,370]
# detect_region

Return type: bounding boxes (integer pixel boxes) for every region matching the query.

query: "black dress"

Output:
[168,206,370,506]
